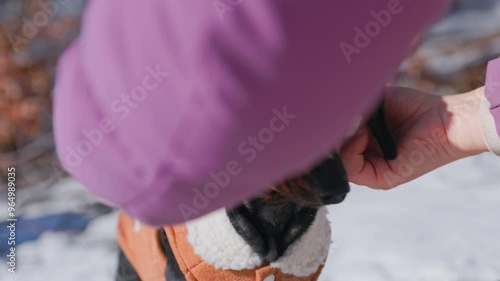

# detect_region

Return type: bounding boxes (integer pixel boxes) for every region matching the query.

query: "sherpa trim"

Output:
[186,207,331,276]
[186,208,263,270]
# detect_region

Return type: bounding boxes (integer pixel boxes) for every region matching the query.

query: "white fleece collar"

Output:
[186,207,331,277]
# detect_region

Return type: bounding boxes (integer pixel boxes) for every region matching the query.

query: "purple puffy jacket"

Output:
[53,0,499,225]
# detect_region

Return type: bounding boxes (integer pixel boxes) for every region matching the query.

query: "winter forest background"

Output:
[1,0,500,280]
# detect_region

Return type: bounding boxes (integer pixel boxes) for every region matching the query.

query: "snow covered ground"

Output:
[0,152,499,281]
[322,152,500,281]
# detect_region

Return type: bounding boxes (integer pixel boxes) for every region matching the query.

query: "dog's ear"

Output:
[226,205,273,261]
[227,201,318,263]
[281,207,318,250]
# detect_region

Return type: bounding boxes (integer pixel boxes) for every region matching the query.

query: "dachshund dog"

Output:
[116,102,396,281]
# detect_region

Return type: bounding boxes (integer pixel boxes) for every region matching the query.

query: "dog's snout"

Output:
[319,194,347,205]
[310,154,350,205]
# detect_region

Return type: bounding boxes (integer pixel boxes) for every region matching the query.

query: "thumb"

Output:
[340,124,370,177]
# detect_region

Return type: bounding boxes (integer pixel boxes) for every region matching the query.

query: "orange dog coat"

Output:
[117,208,330,281]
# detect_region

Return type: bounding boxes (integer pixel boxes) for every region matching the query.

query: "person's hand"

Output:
[340,86,489,189]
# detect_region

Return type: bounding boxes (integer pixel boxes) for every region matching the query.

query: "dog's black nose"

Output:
[320,194,347,205]
[311,153,350,205]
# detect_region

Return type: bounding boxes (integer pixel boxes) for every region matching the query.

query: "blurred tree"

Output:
[0,0,84,188]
